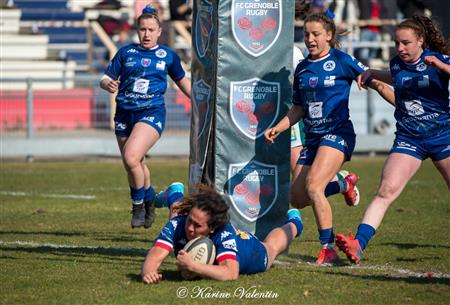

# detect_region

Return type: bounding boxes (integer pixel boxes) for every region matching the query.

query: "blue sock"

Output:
[288,218,303,238]
[144,186,155,203]
[130,186,145,205]
[355,223,376,251]
[319,228,335,246]
[167,192,184,207]
[324,180,347,197]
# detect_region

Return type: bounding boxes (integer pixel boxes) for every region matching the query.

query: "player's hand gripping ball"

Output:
[179,236,216,280]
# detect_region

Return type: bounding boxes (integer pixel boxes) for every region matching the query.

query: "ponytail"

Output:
[398,15,450,55]
[137,5,161,28]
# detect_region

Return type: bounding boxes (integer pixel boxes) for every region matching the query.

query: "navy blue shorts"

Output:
[114,106,166,137]
[298,132,356,166]
[390,132,450,161]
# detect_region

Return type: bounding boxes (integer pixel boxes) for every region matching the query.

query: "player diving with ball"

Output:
[141,184,303,284]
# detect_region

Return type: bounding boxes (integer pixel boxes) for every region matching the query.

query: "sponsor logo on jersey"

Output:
[231,0,281,57]
[309,76,318,88]
[392,63,400,70]
[222,239,238,251]
[309,101,323,118]
[405,100,425,116]
[141,58,151,67]
[227,160,278,222]
[155,49,167,58]
[324,75,335,87]
[156,60,166,71]
[195,0,213,58]
[323,60,336,71]
[127,48,138,53]
[416,62,427,71]
[418,75,429,88]
[230,78,279,139]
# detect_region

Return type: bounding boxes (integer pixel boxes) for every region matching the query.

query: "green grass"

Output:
[0,157,449,305]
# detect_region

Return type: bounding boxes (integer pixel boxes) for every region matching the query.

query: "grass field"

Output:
[1,157,449,305]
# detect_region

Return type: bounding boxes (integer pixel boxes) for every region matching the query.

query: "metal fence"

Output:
[0,75,397,158]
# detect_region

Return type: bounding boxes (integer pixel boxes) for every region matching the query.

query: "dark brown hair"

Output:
[176,184,229,231]
[304,12,341,49]
[397,15,450,55]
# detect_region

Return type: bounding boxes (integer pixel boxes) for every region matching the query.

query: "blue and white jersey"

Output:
[390,48,450,138]
[104,44,186,110]
[154,216,267,275]
[293,48,367,138]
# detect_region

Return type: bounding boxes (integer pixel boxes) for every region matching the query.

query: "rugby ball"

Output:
[180,236,216,279]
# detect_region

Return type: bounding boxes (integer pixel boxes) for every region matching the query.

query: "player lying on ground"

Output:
[141,184,303,284]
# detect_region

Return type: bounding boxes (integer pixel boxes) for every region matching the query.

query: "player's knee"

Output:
[123,150,141,169]
[305,179,323,202]
[376,181,398,202]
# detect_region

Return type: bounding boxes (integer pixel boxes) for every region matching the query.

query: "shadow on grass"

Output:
[323,270,450,285]
[127,270,184,283]
[379,242,450,250]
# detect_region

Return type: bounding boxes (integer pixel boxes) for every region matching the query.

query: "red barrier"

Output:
[0,88,94,130]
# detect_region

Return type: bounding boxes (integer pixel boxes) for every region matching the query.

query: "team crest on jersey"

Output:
[227,160,278,222]
[309,76,319,88]
[141,58,151,67]
[192,79,212,139]
[155,49,167,58]
[323,60,336,71]
[401,77,412,88]
[416,63,427,72]
[194,0,213,58]
[230,78,279,139]
[231,0,282,57]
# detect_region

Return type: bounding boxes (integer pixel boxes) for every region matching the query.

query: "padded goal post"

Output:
[189,0,294,239]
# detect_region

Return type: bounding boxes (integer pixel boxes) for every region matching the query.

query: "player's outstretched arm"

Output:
[357,69,392,90]
[141,246,170,284]
[176,77,192,99]
[424,56,450,75]
[367,79,395,106]
[176,251,240,281]
[264,104,304,144]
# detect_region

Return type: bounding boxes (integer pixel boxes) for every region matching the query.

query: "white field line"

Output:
[0,191,95,200]
[2,240,448,279]
[0,240,145,252]
[274,259,450,279]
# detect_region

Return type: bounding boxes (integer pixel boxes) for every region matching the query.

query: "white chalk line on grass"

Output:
[274,259,450,279]
[0,240,145,253]
[0,191,95,200]
[2,240,448,280]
